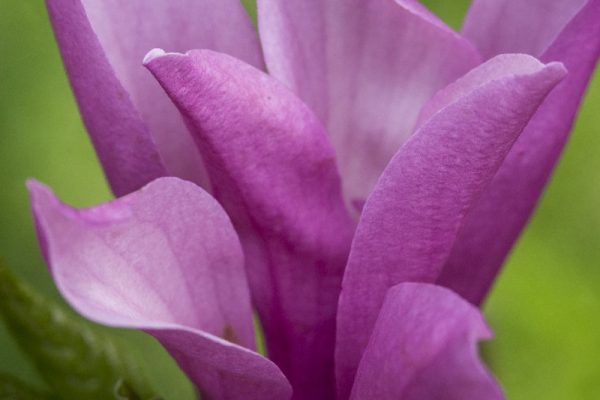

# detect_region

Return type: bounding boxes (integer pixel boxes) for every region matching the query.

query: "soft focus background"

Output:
[0,1,598,399]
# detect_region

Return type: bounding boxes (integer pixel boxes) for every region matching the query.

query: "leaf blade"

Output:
[0,263,160,400]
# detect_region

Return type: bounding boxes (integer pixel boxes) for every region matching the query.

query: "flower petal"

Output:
[47,0,262,195]
[257,0,481,205]
[439,0,600,305]
[145,50,355,400]
[462,0,586,59]
[349,283,503,400]
[28,178,291,400]
[335,55,566,399]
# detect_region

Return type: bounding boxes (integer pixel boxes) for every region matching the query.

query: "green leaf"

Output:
[0,373,51,400]
[113,379,164,400]
[0,263,160,400]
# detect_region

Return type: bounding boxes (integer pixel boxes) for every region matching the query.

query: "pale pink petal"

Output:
[145,50,355,400]
[350,283,503,400]
[462,0,586,59]
[440,0,600,304]
[257,0,481,205]
[28,178,291,400]
[47,0,263,195]
[335,55,565,399]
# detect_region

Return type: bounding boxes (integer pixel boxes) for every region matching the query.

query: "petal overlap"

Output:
[145,50,355,400]
[440,0,600,305]
[335,54,566,399]
[349,283,503,400]
[258,0,481,204]
[28,178,291,400]
[47,0,263,195]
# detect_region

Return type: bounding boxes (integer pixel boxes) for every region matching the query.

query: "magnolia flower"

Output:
[29,0,599,399]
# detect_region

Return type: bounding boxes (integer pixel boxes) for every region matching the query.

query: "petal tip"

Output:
[535,61,568,89]
[143,48,167,65]
[143,48,196,67]
[25,178,46,192]
[546,60,568,77]
[26,179,56,211]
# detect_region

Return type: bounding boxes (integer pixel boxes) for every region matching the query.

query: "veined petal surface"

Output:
[440,0,600,305]
[258,0,481,205]
[28,178,291,400]
[335,54,566,399]
[47,0,262,195]
[462,0,587,59]
[349,283,503,400]
[146,50,355,400]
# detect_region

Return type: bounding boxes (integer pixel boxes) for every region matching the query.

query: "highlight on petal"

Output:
[258,0,481,205]
[28,178,291,400]
[146,49,355,400]
[440,0,600,305]
[462,0,587,59]
[349,283,503,400]
[46,0,263,195]
[335,54,566,399]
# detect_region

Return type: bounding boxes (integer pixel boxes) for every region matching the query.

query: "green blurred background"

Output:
[0,1,598,399]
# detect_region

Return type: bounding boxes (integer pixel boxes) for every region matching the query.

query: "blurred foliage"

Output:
[0,373,50,400]
[0,264,159,400]
[0,0,598,399]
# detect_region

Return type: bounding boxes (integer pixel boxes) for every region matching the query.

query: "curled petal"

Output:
[350,283,503,400]
[335,54,566,399]
[462,0,587,59]
[258,0,481,204]
[28,178,291,400]
[47,0,262,195]
[440,0,600,305]
[145,50,355,400]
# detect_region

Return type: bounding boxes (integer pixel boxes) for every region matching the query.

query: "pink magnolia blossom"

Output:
[30,0,599,399]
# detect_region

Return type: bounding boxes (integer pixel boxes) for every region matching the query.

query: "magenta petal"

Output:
[46,0,166,196]
[439,0,600,305]
[257,0,481,204]
[28,178,291,400]
[47,0,262,195]
[335,55,566,399]
[462,0,586,59]
[350,283,503,400]
[145,50,355,400]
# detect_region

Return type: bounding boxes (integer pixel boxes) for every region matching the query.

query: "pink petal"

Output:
[350,283,503,400]
[257,0,481,205]
[47,0,262,195]
[145,50,355,400]
[462,0,586,59]
[335,55,566,399]
[439,0,600,305]
[28,178,291,400]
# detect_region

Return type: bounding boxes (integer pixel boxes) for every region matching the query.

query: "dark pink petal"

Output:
[145,50,355,400]
[257,0,481,205]
[28,178,291,400]
[335,55,566,399]
[47,0,262,195]
[350,283,503,400]
[439,0,600,305]
[462,0,586,59]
